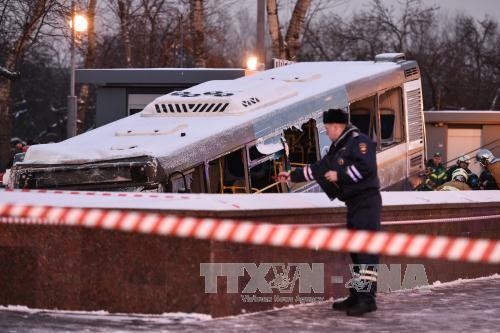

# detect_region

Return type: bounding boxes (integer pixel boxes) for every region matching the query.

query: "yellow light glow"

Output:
[70,14,88,32]
[246,56,258,71]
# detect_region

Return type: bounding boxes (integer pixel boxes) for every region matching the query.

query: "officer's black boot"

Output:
[346,267,377,316]
[332,288,357,311]
[346,299,377,316]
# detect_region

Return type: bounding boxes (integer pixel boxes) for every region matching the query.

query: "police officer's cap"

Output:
[323,108,348,124]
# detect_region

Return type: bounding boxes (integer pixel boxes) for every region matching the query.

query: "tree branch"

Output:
[0,65,20,80]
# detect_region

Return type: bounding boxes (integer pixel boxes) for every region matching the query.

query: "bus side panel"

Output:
[403,79,426,183]
[376,143,408,190]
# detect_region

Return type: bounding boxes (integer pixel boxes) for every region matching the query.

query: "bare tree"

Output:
[102,0,187,68]
[267,0,284,59]
[190,0,205,67]
[300,0,500,110]
[0,66,20,80]
[439,16,499,109]
[267,0,311,60]
[220,6,255,68]
[0,0,62,170]
[106,0,135,67]
[284,0,310,60]
[369,0,439,52]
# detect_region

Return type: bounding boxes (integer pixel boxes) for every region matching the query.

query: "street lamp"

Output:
[67,1,87,138]
[73,14,88,32]
[246,56,258,71]
[245,55,264,76]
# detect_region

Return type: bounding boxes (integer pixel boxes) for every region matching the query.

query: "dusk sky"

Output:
[333,0,500,21]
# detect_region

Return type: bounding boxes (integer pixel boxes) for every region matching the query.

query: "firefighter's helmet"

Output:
[457,154,470,165]
[451,168,468,183]
[476,149,495,167]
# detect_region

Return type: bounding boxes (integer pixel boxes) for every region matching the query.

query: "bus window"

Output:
[188,165,205,193]
[350,108,371,135]
[168,165,205,193]
[283,119,319,192]
[350,95,377,143]
[249,159,280,193]
[247,138,286,193]
[208,149,248,193]
[380,109,395,141]
[379,87,404,148]
[283,119,319,166]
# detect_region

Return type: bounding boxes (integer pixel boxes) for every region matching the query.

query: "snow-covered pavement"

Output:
[0,275,498,332]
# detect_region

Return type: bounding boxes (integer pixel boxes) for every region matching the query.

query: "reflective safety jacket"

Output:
[436,180,471,191]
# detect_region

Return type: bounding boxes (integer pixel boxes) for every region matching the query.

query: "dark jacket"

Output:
[290,125,379,202]
[479,170,499,190]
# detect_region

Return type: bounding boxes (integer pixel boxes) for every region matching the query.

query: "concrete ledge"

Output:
[0,191,499,317]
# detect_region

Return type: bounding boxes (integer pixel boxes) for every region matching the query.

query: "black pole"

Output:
[256,0,266,68]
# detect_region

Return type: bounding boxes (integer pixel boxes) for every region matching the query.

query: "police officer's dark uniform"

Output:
[288,108,381,316]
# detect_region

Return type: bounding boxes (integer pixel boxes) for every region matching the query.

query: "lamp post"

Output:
[67,1,87,138]
[245,55,264,76]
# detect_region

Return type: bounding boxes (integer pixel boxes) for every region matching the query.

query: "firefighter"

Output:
[445,154,478,188]
[446,155,470,180]
[436,168,471,191]
[427,151,443,169]
[417,169,440,191]
[277,108,380,316]
[468,173,481,190]
[476,149,500,189]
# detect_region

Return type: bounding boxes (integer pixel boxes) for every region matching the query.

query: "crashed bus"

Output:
[7,53,425,193]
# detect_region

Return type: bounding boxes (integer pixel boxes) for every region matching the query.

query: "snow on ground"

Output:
[0,275,498,332]
[1,190,499,213]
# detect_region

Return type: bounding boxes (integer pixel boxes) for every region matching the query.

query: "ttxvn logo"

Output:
[200,263,430,301]
[200,263,324,294]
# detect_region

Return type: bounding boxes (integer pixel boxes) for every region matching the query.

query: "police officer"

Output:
[277,108,381,316]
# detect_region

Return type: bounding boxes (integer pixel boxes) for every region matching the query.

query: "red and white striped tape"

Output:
[3,188,192,200]
[0,202,499,264]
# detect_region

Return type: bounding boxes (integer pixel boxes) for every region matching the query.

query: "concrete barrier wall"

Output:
[0,197,499,317]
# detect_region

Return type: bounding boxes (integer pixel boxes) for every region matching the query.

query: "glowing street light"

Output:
[246,56,258,71]
[245,56,264,76]
[67,1,88,138]
[71,14,88,33]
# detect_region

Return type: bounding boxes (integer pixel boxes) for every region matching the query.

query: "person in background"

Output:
[426,151,447,186]
[476,149,499,190]
[418,162,446,190]
[7,141,26,169]
[446,154,477,188]
[417,170,440,191]
[436,168,471,191]
[427,151,443,169]
[468,173,481,190]
[446,155,471,180]
[479,171,498,190]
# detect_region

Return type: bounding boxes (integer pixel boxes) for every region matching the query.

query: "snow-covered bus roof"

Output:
[23,61,404,171]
